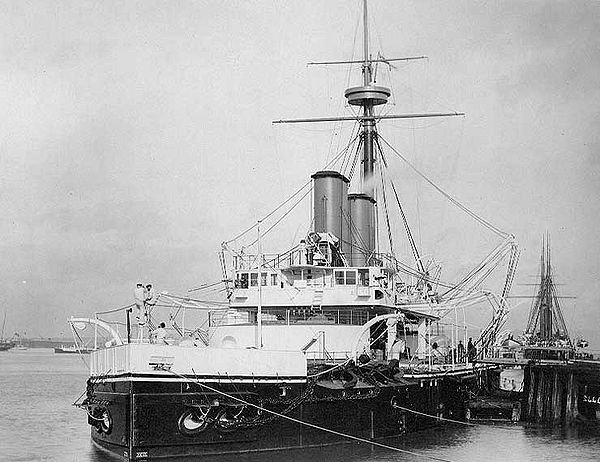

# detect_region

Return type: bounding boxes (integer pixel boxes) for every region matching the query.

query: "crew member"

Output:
[467,337,477,362]
[146,284,158,309]
[151,322,168,344]
[457,340,465,363]
[134,283,147,334]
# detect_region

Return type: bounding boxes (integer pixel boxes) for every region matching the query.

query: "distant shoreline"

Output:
[17,338,92,349]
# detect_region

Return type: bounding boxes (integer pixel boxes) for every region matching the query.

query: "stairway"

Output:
[311,286,324,313]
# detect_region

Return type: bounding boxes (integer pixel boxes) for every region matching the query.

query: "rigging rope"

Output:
[378,135,508,239]
[95,303,134,316]
[245,186,313,247]
[225,130,362,245]
[378,142,426,274]
[69,322,89,369]
[188,281,225,293]
[347,136,362,180]
[160,293,229,306]
[376,149,396,258]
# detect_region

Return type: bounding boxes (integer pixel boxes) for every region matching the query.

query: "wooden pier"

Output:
[478,357,600,425]
[475,238,600,425]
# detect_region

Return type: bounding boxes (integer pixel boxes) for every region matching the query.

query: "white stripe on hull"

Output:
[91,375,308,384]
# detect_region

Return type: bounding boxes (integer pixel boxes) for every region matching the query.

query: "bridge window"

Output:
[250,273,258,287]
[237,273,249,288]
[335,270,357,285]
[358,269,369,286]
[271,274,278,286]
[346,270,356,285]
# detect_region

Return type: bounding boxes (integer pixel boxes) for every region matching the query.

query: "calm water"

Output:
[1,349,599,462]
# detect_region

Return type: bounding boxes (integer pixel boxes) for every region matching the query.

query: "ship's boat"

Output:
[71,1,519,460]
[54,345,95,354]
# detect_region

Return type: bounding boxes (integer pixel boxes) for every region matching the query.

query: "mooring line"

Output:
[392,402,526,432]
[169,369,457,462]
[391,403,477,427]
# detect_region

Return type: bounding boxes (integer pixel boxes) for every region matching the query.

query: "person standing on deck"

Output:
[145,284,158,317]
[151,322,168,344]
[467,337,477,363]
[457,340,465,363]
[134,283,147,340]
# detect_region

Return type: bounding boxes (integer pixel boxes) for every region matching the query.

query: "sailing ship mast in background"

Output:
[0,311,14,351]
[524,236,572,346]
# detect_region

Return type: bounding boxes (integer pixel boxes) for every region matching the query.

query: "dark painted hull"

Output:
[85,371,474,461]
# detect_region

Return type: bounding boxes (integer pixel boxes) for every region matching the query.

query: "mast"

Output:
[524,236,571,343]
[363,0,369,76]
[274,0,463,267]
[344,0,390,263]
[361,0,375,197]
[1,311,6,340]
[345,0,386,200]
[256,221,263,348]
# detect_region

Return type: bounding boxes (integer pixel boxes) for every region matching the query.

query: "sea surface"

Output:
[1,349,599,462]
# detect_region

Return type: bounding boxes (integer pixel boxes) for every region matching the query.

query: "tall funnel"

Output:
[312,171,350,257]
[348,193,376,266]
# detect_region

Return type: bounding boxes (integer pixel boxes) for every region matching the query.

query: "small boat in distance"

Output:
[0,311,13,351]
[54,345,95,354]
[10,332,28,351]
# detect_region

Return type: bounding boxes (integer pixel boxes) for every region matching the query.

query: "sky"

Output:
[1,0,599,347]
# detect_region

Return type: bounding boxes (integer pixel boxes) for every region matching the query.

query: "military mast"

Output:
[274,0,463,267]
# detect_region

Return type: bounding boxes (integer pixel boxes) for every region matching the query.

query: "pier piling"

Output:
[522,366,582,425]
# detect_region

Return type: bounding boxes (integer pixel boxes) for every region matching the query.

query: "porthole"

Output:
[178,406,210,436]
[92,407,112,435]
[100,409,113,434]
[214,406,245,433]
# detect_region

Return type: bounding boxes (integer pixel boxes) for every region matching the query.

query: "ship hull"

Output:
[87,371,474,461]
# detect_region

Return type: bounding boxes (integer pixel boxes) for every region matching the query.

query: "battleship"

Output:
[71,1,520,460]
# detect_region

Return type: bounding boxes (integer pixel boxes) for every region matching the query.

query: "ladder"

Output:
[311,286,324,313]
[301,330,332,360]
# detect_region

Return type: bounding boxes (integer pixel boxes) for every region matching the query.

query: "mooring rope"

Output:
[169,369,457,462]
[392,401,526,433]
[392,403,477,427]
